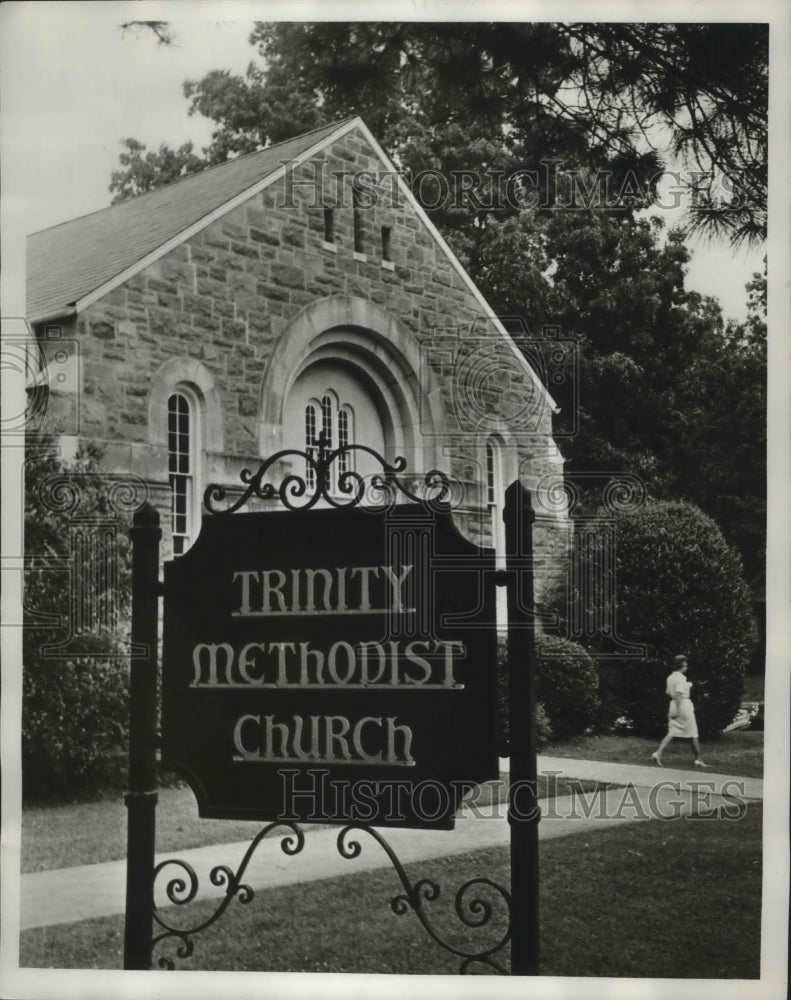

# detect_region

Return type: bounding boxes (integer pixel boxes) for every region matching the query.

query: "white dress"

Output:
[666,670,699,738]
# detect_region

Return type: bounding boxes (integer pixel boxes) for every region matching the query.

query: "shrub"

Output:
[533,702,554,750]
[22,657,130,795]
[591,661,631,732]
[564,498,755,738]
[496,634,594,747]
[22,438,133,798]
[535,635,599,741]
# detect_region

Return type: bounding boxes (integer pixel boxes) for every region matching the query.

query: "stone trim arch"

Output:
[259,296,448,471]
[148,357,225,452]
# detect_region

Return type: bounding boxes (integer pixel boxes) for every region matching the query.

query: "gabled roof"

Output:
[26,119,353,321]
[27,115,556,410]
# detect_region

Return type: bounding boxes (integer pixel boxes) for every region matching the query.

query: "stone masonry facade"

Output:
[35,125,569,603]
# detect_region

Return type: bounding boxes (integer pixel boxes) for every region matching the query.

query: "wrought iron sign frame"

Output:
[123,439,539,975]
[149,822,512,973]
[204,430,452,514]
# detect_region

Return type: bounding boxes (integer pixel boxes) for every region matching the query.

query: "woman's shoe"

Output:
[651,752,663,766]
[694,759,710,768]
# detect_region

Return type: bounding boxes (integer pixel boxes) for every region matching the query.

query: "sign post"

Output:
[504,481,540,975]
[123,503,161,970]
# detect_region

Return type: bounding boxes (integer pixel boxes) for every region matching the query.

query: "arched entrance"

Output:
[259,297,447,480]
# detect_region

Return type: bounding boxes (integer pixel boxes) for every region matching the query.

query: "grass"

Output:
[20,802,763,977]
[22,723,763,873]
[21,774,617,873]
[543,729,764,779]
[22,785,270,874]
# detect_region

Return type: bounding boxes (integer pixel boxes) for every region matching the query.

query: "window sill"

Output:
[353,251,368,263]
[381,259,395,271]
[321,241,337,253]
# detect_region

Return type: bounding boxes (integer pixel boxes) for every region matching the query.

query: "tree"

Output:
[242,22,768,246]
[669,262,767,579]
[110,138,205,203]
[121,20,174,46]
[110,21,767,243]
[23,438,133,796]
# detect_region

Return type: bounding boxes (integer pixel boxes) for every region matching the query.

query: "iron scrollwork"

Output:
[149,822,304,969]
[149,821,511,973]
[337,825,512,975]
[204,432,451,514]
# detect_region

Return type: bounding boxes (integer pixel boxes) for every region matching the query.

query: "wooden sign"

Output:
[161,501,498,829]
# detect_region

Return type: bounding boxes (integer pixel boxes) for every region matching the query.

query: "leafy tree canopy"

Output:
[112,22,766,245]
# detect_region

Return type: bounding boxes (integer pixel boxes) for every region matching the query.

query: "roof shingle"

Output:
[27,119,353,320]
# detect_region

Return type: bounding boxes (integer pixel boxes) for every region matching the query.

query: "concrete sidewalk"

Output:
[531,755,763,799]
[19,756,762,932]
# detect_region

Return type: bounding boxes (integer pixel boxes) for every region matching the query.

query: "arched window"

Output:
[486,437,505,556]
[304,390,355,492]
[168,390,199,555]
[321,391,335,447]
[486,436,507,631]
[305,400,319,490]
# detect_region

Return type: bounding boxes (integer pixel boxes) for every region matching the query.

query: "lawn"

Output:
[20,802,763,978]
[543,728,764,779]
[21,774,617,873]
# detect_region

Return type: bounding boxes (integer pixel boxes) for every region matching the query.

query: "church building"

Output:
[26,117,568,603]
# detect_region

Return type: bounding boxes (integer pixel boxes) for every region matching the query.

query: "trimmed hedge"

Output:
[565,498,755,738]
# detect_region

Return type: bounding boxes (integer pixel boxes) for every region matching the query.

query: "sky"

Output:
[0,1,767,323]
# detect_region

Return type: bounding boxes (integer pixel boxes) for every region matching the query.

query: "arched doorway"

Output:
[259,297,448,479]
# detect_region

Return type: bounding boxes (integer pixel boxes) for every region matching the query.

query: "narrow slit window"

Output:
[352,187,364,254]
[305,402,318,489]
[486,437,506,558]
[323,207,334,243]
[485,441,496,507]
[168,392,193,556]
[381,225,391,261]
[338,405,354,477]
[321,393,334,448]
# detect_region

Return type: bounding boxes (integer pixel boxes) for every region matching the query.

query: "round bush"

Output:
[535,634,600,740]
[571,498,755,738]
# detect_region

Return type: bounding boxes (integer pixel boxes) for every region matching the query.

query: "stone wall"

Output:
[38,124,568,598]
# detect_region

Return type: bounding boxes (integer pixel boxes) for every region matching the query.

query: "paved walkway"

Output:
[19,756,762,931]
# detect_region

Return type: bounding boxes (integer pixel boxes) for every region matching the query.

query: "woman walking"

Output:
[651,654,709,767]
